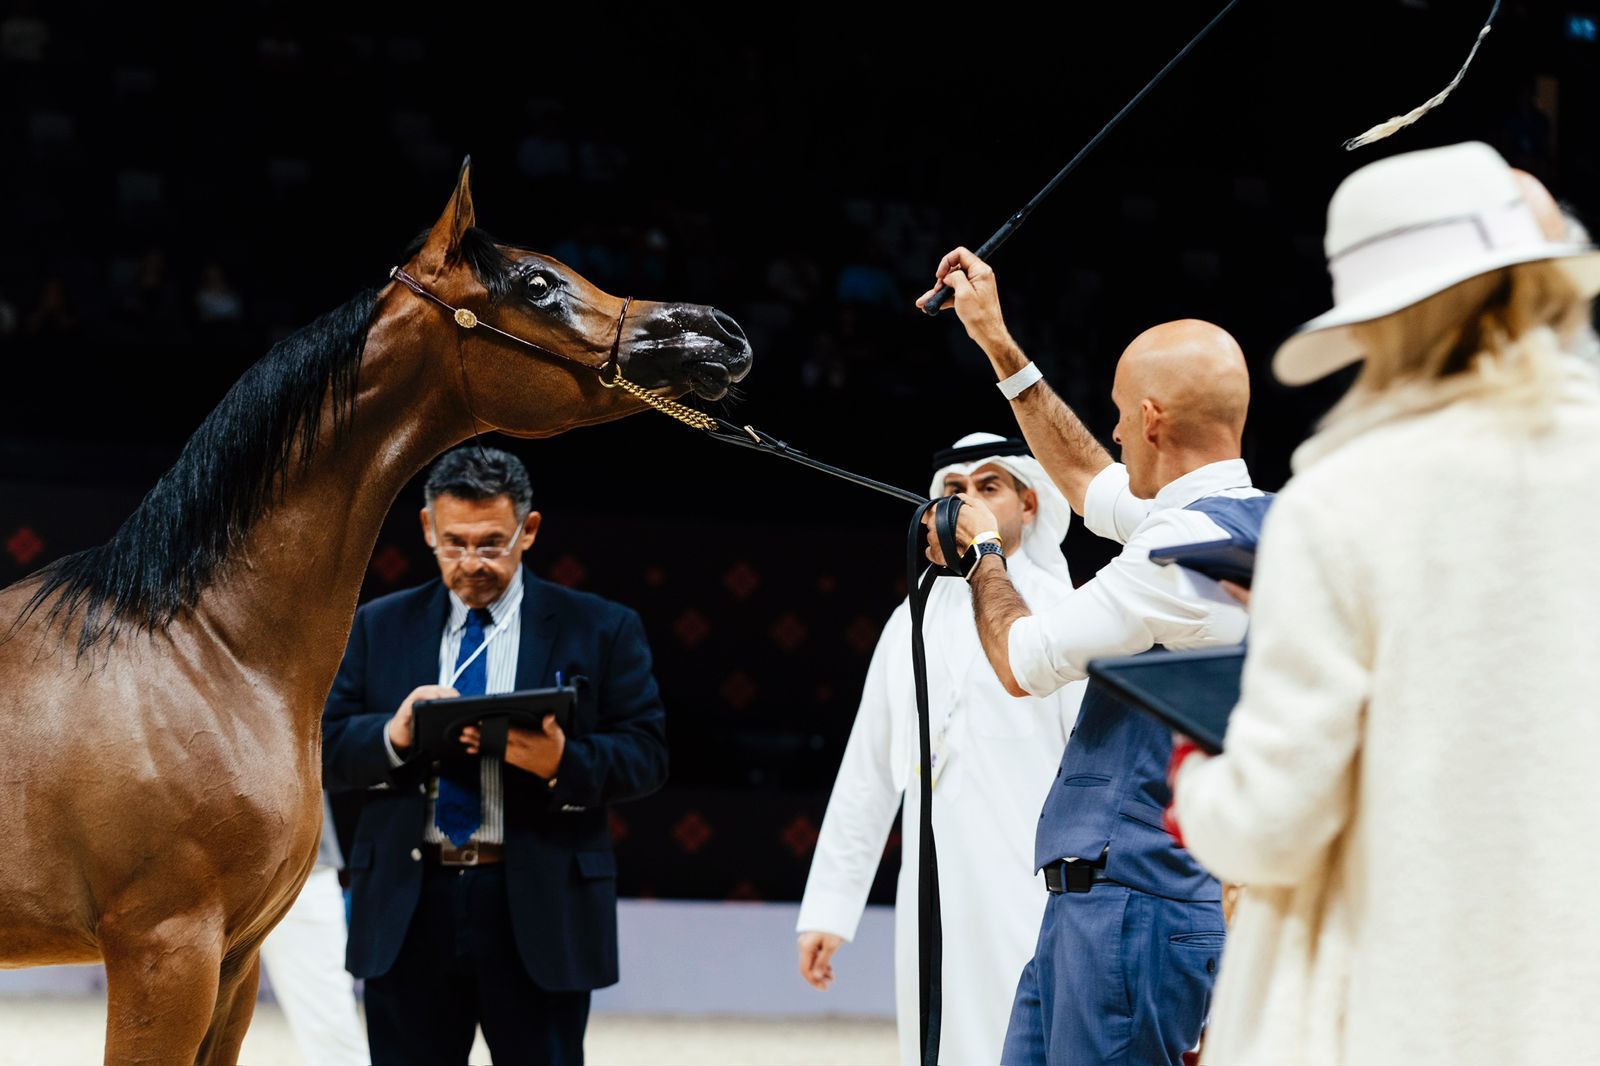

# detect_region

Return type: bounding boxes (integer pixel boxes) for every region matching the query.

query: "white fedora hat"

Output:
[1274,141,1600,386]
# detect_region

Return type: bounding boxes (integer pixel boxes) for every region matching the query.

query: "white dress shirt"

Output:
[1007,459,1261,697]
[383,567,524,845]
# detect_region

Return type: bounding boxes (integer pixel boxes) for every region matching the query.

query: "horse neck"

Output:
[190,299,468,707]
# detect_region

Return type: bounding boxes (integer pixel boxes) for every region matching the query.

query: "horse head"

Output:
[391,159,752,438]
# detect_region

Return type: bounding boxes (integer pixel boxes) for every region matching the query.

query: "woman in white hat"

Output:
[1167,141,1600,1064]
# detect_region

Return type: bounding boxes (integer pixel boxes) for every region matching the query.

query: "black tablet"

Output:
[1148,539,1256,589]
[412,686,578,762]
[1085,646,1245,754]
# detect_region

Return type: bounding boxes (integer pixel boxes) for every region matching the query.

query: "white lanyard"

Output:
[447,582,523,688]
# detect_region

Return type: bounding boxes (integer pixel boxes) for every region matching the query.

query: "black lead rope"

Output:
[703,416,928,506]
[699,418,961,1065]
[907,495,967,1066]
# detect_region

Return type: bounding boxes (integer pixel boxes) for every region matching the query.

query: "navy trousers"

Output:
[364,863,591,1065]
[1001,885,1223,1065]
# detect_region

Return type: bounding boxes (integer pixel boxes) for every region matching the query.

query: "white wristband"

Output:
[996,361,1043,400]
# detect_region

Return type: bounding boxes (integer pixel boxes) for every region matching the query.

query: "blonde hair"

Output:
[1330,261,1586,422]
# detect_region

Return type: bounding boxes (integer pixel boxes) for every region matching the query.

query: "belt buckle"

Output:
[440,844,479,867]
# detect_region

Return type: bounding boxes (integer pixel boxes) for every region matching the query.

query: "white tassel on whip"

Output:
[1344,0,1502,150]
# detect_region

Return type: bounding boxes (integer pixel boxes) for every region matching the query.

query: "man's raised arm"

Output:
[917,246,1112,515]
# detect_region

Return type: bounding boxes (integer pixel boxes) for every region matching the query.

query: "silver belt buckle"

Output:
[456,845,479,866]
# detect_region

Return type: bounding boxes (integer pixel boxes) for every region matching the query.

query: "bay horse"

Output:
[0,160,751,1064]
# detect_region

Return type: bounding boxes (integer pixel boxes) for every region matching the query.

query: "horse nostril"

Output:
[711,309,748,347]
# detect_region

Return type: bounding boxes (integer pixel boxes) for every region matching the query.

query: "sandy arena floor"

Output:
[0,998,897,1065]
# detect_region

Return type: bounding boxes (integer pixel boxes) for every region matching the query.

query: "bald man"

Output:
[917,248,1270,1066]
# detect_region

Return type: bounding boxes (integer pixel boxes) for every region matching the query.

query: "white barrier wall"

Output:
[0,900,896,1019]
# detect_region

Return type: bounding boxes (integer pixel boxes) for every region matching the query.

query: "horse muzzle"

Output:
[625,305,753,402]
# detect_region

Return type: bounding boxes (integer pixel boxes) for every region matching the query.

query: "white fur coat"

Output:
[1176,356,1600,1064]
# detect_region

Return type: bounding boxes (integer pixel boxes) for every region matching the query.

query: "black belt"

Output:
[426,841,504,867]
[1043,859,1117,894]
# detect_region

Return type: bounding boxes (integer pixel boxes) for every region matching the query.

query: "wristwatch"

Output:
[959,539,1007,580]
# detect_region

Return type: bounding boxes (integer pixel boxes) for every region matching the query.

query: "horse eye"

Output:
[525,273,554,300]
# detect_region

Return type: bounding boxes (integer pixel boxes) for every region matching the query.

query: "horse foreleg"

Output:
[101,909,226,1065]
[195,950,260,1066]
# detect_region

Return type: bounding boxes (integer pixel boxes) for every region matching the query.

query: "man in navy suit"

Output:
[323,446,668,1066]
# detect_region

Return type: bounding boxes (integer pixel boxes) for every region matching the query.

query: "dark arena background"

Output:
[2,0,1595,899]
[0,5,1595,1054]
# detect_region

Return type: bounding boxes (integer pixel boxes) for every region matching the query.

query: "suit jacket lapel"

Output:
[406,580,452,688]
[515,567,559,690]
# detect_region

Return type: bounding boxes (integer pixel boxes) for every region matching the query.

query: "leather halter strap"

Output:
[387,265,929,503]
[388,264,722,430]
[387,265,628,377]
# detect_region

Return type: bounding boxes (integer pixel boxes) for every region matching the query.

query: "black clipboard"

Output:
[1085,646,1244,754]
[412,686,578,762]
[1148,538,1256,588]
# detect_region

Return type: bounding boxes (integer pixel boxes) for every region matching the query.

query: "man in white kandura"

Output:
[796,432,1085,1066]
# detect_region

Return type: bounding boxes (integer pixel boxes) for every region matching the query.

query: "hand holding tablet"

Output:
[412,686,579,761]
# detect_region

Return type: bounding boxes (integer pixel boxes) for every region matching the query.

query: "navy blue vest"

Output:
[1034,493,1273,900]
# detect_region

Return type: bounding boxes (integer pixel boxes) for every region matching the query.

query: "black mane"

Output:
[404,226,520,304]
[22,289,379,653]
[20,230,520,654]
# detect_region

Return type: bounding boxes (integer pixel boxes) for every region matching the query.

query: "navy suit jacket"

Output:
[322,567,668,991]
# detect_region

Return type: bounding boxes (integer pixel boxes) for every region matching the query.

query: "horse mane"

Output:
[19,290,378,653]
[20,230,522,655]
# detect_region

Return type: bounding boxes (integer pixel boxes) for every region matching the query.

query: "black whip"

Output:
[919,0,1243,316]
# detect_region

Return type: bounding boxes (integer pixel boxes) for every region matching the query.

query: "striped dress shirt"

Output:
[384,568,524,845]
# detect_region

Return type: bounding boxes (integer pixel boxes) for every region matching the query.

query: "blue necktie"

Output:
[435,607,492,847]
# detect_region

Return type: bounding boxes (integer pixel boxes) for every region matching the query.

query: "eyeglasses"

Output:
[433,545,514,561]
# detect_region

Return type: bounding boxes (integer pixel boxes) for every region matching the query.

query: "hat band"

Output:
[1329,200,1543,305]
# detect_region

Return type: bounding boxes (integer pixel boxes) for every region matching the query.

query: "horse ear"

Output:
[420,156,476,267]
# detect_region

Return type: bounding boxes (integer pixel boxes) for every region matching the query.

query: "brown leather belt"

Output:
[427,841,504,867]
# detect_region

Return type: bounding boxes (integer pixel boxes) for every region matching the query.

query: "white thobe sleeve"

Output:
[796,609,907,942]
[1082,462,1156,544]
[1173,489,1370,885]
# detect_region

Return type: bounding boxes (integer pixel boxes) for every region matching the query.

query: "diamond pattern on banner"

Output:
[844,615,880,656]
[770,611,807,652]
[781,815,819,859]
[723,560,759,600]
[549,553,587,587]
[728,880,762,901]
[370,544,410,585]
[6,527,44,567]
[671,811,712,854]
[720,671,757,711]
[673,608,710,649]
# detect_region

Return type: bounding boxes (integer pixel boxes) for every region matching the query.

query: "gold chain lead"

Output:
[601,367,718,431]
